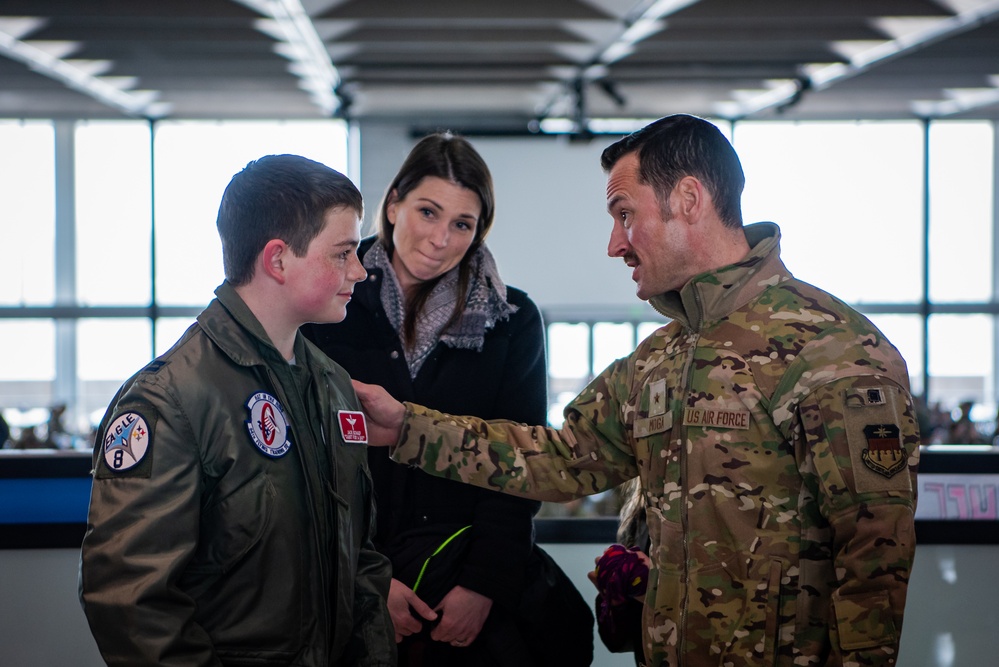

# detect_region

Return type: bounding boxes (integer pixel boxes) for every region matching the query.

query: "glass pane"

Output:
[0,320,55,444]
[75,121,153,305]
[0,121,55,305]
[735,121,923,303]
[547,391,578,429]
[928,121,994,302]
[77,318,152,448]
[155,316,199,357]
[866,314,924,397]
[77,318,152,382]
[927,315,992,411]
[548,322,590,379]
[0,320,55,381]
[592,322,634,375]
[637,321,664,343]
[153,120,350,306]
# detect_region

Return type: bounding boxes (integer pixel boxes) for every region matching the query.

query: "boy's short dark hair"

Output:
[217,154,363,285]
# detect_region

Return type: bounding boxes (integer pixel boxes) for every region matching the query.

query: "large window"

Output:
[543,119,997,477]
[1,117,997,455]
[0,119,350,444]
[736,120,925,303]
[154,120,349,307]
[75,121,153,306]
[0,121,55,306]
[928,122,994,304]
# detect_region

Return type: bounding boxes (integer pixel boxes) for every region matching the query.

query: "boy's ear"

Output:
[260,239,289,284]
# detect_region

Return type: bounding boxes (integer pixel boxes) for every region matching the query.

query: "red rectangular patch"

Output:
[337,410,368,444]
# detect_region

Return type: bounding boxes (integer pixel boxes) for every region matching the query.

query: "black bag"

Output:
[516,545,595,666]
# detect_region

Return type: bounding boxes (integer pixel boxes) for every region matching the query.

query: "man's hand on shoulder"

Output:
[351,380,405,446]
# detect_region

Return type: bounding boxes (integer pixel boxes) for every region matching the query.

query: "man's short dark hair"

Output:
[600,114,745,229]
[217,154,363,285]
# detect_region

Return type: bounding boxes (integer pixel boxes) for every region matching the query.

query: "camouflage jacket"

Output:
[391,222,919,667]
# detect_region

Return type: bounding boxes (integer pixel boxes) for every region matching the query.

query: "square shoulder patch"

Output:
[842,385,911,494]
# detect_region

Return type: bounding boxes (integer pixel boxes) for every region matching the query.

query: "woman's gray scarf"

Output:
[364,240,518,378]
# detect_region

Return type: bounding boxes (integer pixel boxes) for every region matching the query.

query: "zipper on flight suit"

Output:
[320,373,342,642]
[312,372,341,644]
[267,366,333,658]
[676,285,704,659]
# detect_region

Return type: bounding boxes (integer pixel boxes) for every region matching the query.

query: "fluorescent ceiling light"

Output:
[587,117,660,134]
[598,0,702,64]
[599,42,634,64]
[643,0,701,21]
[238,0,341,116]
[63,59,113,77]
[0,16,45,40]
[913,87,999,116]
[620,18,664,46]
[538,117,577,134]
[537,116,667,135]
[0,17,169,118]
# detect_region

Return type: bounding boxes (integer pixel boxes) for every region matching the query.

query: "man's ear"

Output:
[673,175,707,222]
[259,239,289,284]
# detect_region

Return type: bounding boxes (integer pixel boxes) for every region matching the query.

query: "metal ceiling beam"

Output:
[538,0,703,130]
[718,0,999,119]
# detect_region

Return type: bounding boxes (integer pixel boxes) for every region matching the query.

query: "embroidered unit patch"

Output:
[338,410,368,444]
[861,423,906,478]
[246,392,292,458]
[102,411,151,472]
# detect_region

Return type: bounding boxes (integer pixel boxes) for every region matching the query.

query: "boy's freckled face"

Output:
[285,207,367,325]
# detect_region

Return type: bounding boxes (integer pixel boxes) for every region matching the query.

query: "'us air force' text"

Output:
[683,407,750,430]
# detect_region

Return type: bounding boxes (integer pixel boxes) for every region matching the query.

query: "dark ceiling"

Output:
[1,0,998,130]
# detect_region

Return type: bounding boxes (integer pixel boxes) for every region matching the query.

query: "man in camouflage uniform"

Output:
[355,114,919,667]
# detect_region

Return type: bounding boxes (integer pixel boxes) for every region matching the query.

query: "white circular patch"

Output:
[245,392,292,458]
[103,412,151,472]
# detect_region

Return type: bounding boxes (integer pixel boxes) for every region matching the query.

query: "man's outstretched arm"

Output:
[352,362,640,503]
[352,380,405,445]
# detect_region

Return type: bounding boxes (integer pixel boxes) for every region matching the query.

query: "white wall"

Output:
[356,121,658,317]
[475,136,639,311]
[0,549,104,667]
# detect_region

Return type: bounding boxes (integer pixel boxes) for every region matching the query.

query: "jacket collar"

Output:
[648,222,792,331]
[199,281,311,368]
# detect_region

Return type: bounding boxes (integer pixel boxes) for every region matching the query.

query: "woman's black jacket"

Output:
[302,237,547,610]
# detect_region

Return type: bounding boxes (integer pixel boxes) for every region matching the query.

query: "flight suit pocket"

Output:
[190,472,275,574]
[701,557,785,665]
[833,589,896,650]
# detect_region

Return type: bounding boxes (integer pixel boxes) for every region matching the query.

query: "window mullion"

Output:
[52,119,78,425]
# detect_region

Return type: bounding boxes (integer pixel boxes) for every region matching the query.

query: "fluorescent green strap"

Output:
[412,525,472,593]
